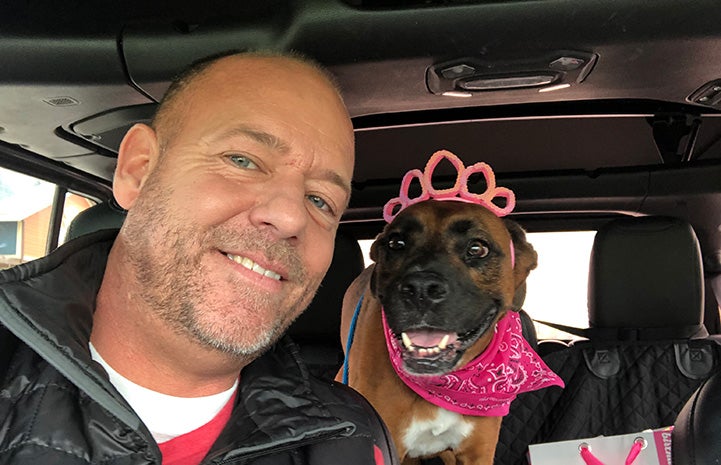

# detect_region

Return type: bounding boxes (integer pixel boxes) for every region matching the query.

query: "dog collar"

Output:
[381,310,564,416]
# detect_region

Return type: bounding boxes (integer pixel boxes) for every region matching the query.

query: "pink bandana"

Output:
[382,310,564,416]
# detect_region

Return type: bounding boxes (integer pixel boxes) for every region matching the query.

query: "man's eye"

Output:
[228,154,259,170]
[308,194,333,214]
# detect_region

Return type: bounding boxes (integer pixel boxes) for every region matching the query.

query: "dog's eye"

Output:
[466,240,490,259]
[387,234,406,250]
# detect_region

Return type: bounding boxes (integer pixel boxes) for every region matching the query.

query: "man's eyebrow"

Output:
[319,169,352,205]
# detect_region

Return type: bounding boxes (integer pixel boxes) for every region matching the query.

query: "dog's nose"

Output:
[399,272,449,305]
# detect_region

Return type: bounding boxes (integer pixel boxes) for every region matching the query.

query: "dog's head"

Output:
[370,199,537,376]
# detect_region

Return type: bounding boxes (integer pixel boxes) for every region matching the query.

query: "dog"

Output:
[337,151,563,464]
[338,198,544,464]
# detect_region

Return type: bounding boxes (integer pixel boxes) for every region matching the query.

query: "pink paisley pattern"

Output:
[382,310,564,416]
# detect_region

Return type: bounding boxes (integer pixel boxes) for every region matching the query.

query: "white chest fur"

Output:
[402,408,474,458]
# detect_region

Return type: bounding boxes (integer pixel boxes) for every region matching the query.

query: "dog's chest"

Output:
[402,408,474,458]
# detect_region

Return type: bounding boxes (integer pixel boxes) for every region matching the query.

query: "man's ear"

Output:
[504,219,538,310]
[113,123,160,210]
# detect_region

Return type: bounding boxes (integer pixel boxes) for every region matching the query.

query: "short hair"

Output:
[150,50,342,153]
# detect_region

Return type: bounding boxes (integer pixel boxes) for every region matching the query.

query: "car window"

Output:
[359,230,595,341]
[523,231,596,340]
[0,166,95,268]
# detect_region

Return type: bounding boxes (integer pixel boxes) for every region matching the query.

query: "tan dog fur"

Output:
[337,200,538,465]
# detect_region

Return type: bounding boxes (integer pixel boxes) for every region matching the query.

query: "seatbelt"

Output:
[532,319,708,341]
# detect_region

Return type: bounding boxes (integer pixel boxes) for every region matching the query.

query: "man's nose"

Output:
[248,180,308,240]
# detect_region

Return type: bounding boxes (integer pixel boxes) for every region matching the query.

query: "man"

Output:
[0,52,396,465]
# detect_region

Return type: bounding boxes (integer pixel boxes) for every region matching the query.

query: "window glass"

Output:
[523,231,595,340]
[358,230,596,341]
[0,166,94,268]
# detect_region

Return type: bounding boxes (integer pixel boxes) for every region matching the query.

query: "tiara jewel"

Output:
[382,150,516,223]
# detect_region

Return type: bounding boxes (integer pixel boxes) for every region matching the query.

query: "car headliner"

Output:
[1,0,721,271]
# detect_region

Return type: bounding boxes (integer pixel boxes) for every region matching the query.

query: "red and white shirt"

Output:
[90,343,238,465]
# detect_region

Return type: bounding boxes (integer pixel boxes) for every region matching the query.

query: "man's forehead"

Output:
[207,125,290,153]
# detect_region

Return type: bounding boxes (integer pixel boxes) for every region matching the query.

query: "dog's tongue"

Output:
[405,330,458,348]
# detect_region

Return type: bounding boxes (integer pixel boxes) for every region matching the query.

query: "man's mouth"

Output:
[224,253,282,281]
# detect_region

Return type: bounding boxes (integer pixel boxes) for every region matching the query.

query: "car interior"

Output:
[2,1,721,463]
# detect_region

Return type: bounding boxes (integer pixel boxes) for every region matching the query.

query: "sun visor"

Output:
[58,104,157,157]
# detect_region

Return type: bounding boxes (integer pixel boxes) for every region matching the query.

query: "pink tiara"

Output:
[383,150,515,223]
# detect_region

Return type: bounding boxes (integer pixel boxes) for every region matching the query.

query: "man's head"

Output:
[111,51,354,359]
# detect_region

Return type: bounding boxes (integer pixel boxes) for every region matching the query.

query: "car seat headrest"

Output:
[588,216,705,336]
[673,367,721,464]
[65,202,127,241]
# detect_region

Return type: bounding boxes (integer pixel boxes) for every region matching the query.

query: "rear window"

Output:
[524,231,595,339]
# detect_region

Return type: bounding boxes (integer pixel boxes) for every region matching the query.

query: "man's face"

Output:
[117,57,354,358]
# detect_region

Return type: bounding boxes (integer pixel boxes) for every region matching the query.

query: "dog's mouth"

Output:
[391,310,497,375]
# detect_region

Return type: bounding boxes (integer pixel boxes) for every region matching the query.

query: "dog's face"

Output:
[370,200,537,376]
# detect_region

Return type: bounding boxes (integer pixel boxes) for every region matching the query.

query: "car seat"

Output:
[64,201,127,241]
[495,216,720,465]
[672,366,721,464]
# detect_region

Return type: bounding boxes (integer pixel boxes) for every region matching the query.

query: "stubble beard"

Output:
[121,180,322,359]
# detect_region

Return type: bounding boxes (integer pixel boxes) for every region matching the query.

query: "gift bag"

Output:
[528,427,673,465]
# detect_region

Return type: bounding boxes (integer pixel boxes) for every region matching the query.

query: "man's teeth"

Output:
[400,332,449,354]
[226,253,281,281]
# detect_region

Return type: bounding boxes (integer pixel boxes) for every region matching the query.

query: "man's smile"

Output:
[224,252,283,281]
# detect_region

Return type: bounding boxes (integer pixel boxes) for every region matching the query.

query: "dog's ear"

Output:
[503,219,538,311]
[369,235,381,263]
[368,233,384,296]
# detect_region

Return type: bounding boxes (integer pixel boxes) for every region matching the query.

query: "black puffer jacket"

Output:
[0,231,397,465]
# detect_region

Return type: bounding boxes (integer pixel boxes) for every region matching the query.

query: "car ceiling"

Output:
[3,0,721,270]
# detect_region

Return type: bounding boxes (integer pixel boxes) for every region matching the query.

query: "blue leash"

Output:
[341,294,364,384]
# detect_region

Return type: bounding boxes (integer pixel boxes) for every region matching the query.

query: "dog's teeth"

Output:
[401,332,413,350]
[438,335,450,350]
[418,348,428,356]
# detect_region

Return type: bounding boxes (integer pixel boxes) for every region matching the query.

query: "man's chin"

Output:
[188,318,284,358]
